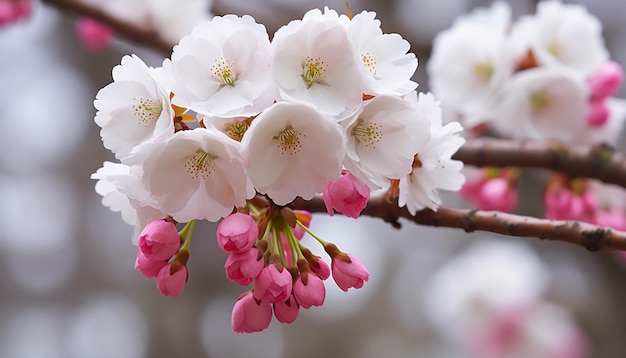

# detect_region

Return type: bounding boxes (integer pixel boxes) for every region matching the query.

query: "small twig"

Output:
[456,138,626,187]
[293,194,626,252]
[42,0,174,55]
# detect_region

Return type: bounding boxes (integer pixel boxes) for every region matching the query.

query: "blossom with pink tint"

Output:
[293,271,326,309]
[138,219,181,261]
[232,291,273,333]
[273,294,300,324]
[592,208,626,231]
[325,244,369,291]
[75,18,114,52]
[134,250,167,278]
[0,0,30,27]
[293,210,312,240]
[323,171,370,218]
[460,168,518,213]
[588,61,623,101]
[224,247,264,286]
[253,261,293,303]
[544,176,597,221]
[587,99,610,127]
[156,262,188,298]
[217,212,258,253]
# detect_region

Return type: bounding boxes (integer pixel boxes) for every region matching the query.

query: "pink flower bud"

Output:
[588,61,623,101]
[224,247,264,286]
[323,171,369,218]
[156,262,188,298]
[593,208,626,231]
[253,263,292,303]
[75,18,114,52]
[138,219,180,261]
[217,212,258,253]
[0,3,16,26]
[232,291,272,333]
[309,256,331,280]
[134,250,167,278]
[273,294,300,324]
[331,254,369,292]
[477,178,518,212]
[587,99,610,127]
[294,272,326,309]
[14,0,31,19]
[293,210,312,240]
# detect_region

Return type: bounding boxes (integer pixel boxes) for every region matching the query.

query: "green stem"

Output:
[247,200,260,215]
[284,224,304,261]
[180,220,196,250]
[296,220,328,246]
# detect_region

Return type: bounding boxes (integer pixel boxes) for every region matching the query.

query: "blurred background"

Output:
[1,0,626,357]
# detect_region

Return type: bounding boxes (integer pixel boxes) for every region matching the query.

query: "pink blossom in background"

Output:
[323,171,370,218]
[216,212,258,253]
[460,168,518,212]
[138,219,181,261]
[273,294,300,324]
[588,61,623,101]
[587,99,610,127]
[232,292,272,333]
[156,263,188,298]
[75,18,114,52]
[544,176,597,221]
[0,0,31,27]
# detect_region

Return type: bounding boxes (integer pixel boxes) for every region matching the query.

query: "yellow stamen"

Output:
[185,150,219,179]
[132,97,163,126]
[302,56,326,87]
[274,126,304,155]
[211,57,237,86]
[353,118,383,149]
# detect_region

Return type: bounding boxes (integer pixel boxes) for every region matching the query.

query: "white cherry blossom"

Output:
[510,0,608,77]
[94,54,175,161]
[490,66,588,142]
[399,93,466,213]
[241,101,345,205]
[428,2,514,126]
[271,8,364,118]
[163,14,275,117]
[140,128,255,222]
[343,94,431,189]
[346,10,417,96]
[91,161,166,244]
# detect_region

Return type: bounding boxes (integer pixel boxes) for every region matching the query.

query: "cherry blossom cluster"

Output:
[429,0,625,145]
[0,0,31,27]
[76,0,213,51]
[91,7,465,333]
[433,1,626,218]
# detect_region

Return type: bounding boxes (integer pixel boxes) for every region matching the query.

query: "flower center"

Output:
[474,62,494,81]
[302,56,326,88]
[361,52,377,76]
[211,57,237,86]
[185,150,219,179]
[132,97,163,126]
[274,125,304,155]
[530,91,551,112]
[353,118,383,149]
[224,120,250,142]
[547,41,561,58]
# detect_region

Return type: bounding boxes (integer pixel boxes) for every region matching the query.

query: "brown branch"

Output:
[42,0,174,56]
[456,138,626,187]
[293,195,626,252]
